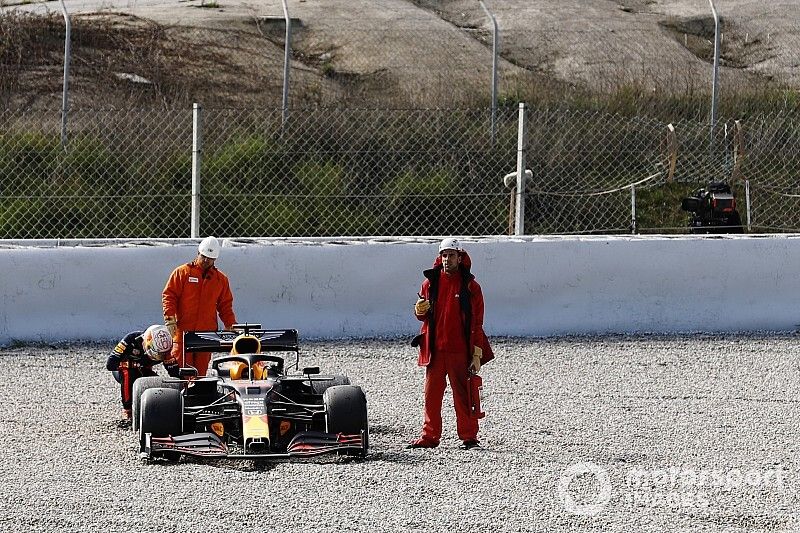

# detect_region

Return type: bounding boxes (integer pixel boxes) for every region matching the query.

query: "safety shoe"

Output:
[406,438,439,449]
[459,440,481,450]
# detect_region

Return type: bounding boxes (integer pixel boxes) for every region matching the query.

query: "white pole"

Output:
[708,0,720,149]
[58,0,71,150]
[281,0,292,128]
[631,185,636,234]
[745,178,751,232]
[479,1,498,144]
[191,103,203,239]
[515,103,527,235]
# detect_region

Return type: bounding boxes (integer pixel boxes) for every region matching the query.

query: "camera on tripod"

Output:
[680,182,744,234]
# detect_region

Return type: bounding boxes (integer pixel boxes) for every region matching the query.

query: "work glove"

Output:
[414,298,431,316]
[469,346,482,374]
[164,315,178,337]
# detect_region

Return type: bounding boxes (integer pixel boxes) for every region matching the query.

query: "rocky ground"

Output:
[0,0,797,108]
[1,334,799,532]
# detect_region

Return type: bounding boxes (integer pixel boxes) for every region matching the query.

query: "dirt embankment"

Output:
[0,0,797,109]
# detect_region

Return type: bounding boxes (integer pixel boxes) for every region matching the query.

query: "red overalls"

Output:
[420,270,478,444]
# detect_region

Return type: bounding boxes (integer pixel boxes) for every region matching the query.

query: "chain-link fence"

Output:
[198,107,516,237]
[0,107,192,238]
[0,106,517,238]
[528,110,800,235]
[737,113,800,232]
[520,109,800,235]
[2,105,800,239]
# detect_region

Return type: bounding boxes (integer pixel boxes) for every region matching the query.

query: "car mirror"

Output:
[179,367,198,379]
[303,366,320,375]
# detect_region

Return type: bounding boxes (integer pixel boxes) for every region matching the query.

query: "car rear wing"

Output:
[183,325,299,354]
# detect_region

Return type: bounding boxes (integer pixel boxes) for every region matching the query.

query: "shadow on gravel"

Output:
[181,455,376,471]
[180,457,281,472]
[368,423,407,436]
[365,451,430,465]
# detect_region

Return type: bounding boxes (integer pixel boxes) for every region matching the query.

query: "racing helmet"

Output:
[198,236,221,259]
[438,237,462,253]
[142,324,173,362]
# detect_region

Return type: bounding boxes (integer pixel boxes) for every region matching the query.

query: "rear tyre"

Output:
[139,388,183,459]
[324,385,368,456]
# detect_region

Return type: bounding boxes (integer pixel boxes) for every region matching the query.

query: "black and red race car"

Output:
[132,324,368,460]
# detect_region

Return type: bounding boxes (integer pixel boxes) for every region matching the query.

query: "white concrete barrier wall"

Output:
[1,235,799,346]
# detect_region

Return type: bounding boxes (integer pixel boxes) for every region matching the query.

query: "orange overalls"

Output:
[162,261,236,375]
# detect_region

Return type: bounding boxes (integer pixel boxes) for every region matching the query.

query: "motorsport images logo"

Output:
[556,462,612,516]
[557,461,786,516]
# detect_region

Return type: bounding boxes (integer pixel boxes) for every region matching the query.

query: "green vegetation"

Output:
[1,105,799,238]
[0,119,508,238]
[2,13,800,237]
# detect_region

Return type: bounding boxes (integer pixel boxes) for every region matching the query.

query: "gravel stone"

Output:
[1,335,798,532]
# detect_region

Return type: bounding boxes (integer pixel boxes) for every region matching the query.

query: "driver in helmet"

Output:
[106,324,178,426]
[226,334,277,380]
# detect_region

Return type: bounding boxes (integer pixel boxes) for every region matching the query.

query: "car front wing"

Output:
[141,430,366,460]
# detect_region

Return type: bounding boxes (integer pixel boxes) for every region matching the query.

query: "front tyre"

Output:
[324,385,368,456]
[139,387,183,460]
[132,376,180,432]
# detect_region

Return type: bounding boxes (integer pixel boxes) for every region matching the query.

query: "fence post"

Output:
[515,103,527,235]
[665,123,677,182]
[745,178,752,232]
[58,0,71,150]
[730,120,750,231]
[191,103,203,239]
[631,185,636,234]
[479,0,498,144]
[708,0,720,149]
[281,0,292,129]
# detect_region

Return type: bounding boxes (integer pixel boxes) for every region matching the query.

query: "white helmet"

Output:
[438,237,462,253]
[198,236,221,259]
[143,324,173,362]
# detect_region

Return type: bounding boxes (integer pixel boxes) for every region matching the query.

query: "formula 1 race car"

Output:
[132,324,368,461]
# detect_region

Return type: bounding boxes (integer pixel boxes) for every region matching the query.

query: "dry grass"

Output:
[0,10,797,117]
[0,12,337,109]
